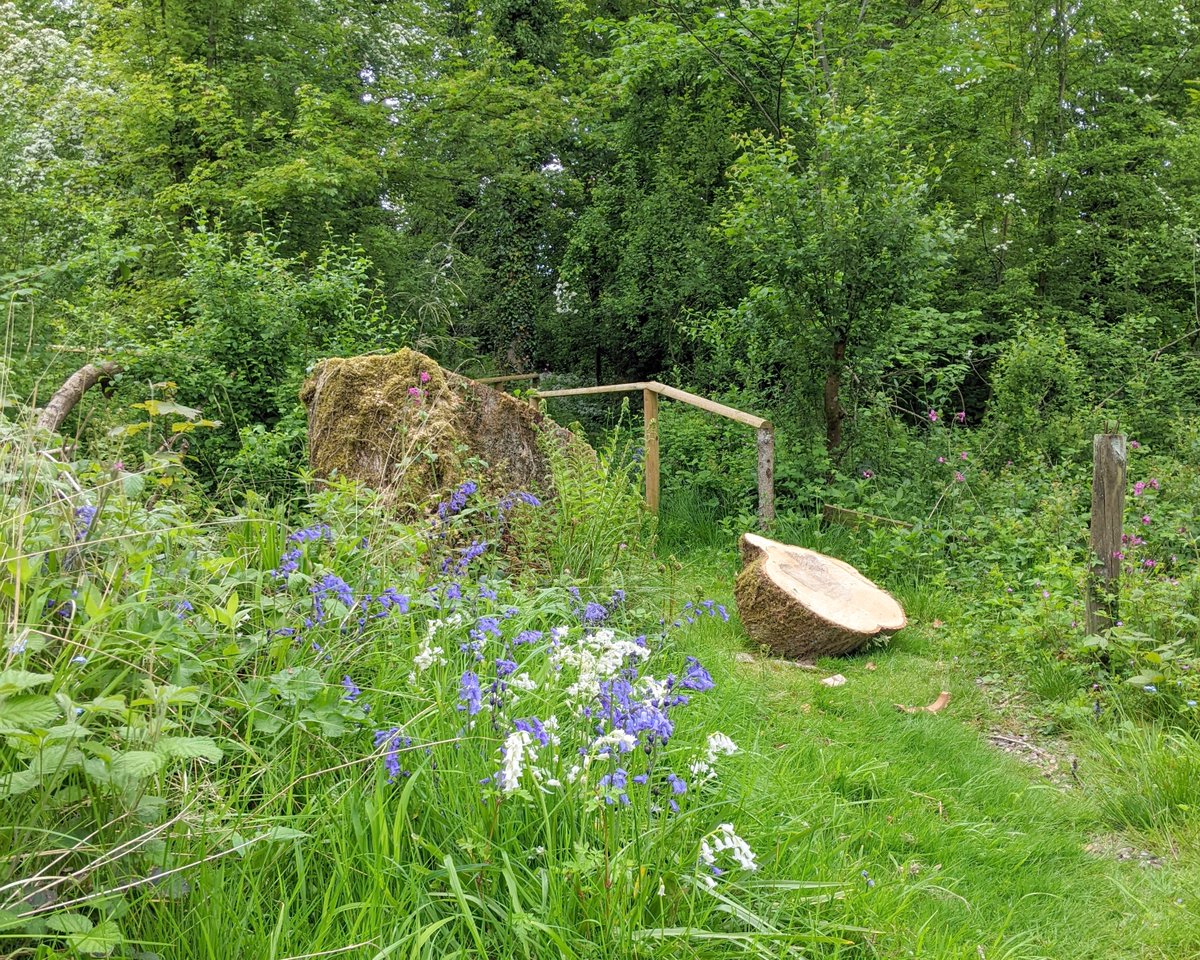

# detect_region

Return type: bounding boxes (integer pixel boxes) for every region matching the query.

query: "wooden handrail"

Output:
[533,381,650,398]
[476,373,542,385]
[646,382,770,430]
[516,377,775,528]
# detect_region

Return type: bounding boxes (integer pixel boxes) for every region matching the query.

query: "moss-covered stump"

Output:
[734,533,906,658]
[299,350,577,503]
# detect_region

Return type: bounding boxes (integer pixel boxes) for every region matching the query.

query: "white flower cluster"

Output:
[698,823,758,889]
[689,731,738,781]
[551,628,649,704]
[498,717,562,794]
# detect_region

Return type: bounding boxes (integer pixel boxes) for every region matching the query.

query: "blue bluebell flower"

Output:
[74,504,97,541]
[680,656,715,692]
[458,671,483,716]
[373,727,412,782]
[342,676,362,702]
[513,716,551,746]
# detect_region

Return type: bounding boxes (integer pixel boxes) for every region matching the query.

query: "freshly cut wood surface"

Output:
[735,533,906,658]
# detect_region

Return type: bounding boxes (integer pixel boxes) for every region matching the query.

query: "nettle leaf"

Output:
[268,666,323,705]
[0,907,24,931]
[0,768,41,798]
[157,736,223,763]
[0,670,55,695]
[122,472,147,498]
[45,912,94,934]
[110,750,165,784]
[0,694,60,732]
[68,918,122,956]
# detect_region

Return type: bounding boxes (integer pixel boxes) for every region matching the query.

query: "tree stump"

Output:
[734,533,906,658]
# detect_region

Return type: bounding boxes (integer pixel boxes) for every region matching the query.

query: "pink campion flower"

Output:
[1112,551,1124,560]
[1130,440,1140,449]
[408,387,423,400]
[1042,590,1049,599]
[1133,481,1145,497]
[1148,478,1160,490]
[960,451,968,461]
[862,470,873,479]
[954,471,966,483]
[937,456,946,464]
[1143,558,1156,569]
[419,371,431,384]
[1141,515,1151,525]
[928,410,938,422]
[955,411,966,424]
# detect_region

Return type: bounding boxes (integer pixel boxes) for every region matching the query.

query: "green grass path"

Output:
[674,546,1200,960]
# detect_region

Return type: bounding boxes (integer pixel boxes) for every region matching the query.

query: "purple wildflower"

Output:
[458,671,483,715]
[342,676,362,702]
[680,656,715,692]
[373,727,412,782]
[74,504,97,541]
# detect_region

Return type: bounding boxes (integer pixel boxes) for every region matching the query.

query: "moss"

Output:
[300,349,581,506]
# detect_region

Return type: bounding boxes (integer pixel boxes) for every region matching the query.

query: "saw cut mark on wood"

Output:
[734,533,906,659]
[894,691,951,714]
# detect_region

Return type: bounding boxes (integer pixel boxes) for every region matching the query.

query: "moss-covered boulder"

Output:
[299,350,578,502]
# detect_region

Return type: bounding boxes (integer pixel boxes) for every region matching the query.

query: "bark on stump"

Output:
[734,533,906,658]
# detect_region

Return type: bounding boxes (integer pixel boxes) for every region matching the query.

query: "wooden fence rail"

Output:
[490,376,774,528]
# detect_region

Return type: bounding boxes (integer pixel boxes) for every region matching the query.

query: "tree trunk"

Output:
[823,335,847,455]
[36,362,122,434]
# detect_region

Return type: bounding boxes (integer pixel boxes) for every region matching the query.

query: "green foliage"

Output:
[986,323,1088,462]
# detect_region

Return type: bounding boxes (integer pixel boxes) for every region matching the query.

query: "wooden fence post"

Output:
[757,425,775,529]
[643,389,660,514]
[1086,432,1126,634]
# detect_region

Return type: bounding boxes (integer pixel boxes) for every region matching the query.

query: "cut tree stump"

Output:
[734,533,906,659]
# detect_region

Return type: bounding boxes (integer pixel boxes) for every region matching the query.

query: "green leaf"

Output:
[0,907,24,932]
[45,912,94,934]
[122,472,147,498]
[110,750,165,784]
[68,918,122,956]
[0,768,41,798]
[253,826,309,844]
[0,694,60,732]
[268,666,322,705]
[0,670,55,695]
[131,399,202,420]
[157,736,223,763]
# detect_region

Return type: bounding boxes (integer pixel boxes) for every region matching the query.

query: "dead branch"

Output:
[36,362,122,433]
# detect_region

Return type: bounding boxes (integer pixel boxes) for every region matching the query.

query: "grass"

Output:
[655,510,1200,959]
[5,435,1200,958]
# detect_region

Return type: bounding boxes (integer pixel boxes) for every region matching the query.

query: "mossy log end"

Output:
[734,533,906,659]
[300,349,581,503]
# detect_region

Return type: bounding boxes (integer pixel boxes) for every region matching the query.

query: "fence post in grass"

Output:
[757,425,775,529]
[1086,431,1127,635]
[643,388,660,514]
